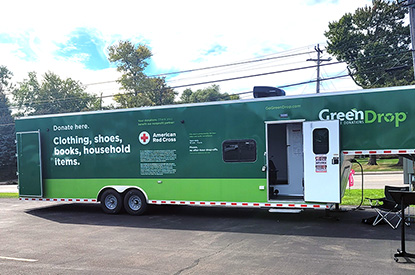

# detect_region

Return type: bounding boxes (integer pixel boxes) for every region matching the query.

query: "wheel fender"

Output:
[97,186,148,202]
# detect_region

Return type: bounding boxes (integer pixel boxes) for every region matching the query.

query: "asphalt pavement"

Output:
[0,198,414,274]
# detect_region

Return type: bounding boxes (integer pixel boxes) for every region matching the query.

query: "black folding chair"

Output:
[366,186,409,229]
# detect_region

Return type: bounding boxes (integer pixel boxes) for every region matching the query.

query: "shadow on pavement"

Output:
[25,202,413,241]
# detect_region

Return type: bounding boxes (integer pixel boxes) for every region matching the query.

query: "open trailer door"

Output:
[303,120,340,203]
[16,130,43,197]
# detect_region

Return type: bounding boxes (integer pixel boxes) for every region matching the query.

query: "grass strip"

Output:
[0,193,18,198]
[341,189,384,206]
[352,158,403,172]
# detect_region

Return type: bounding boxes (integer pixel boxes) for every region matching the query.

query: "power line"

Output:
[167,60,344,89]
[84,50,316,87]
[1,49,413,112]
[166,60,309,84]
[168,48,413,89]
[83,47,413,91]
[0,71,359,115]
[0,73,353,122]
[4,60,343,109]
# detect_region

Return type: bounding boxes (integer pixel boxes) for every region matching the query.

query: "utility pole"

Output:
[407,0,415,80]
[307,44,331,93]
[398,0,415,79]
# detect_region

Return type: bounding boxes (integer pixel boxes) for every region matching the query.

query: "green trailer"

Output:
[15,85,415,214]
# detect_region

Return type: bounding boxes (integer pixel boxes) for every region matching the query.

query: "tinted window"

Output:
[223,139,257,162]
[313,128,329,154]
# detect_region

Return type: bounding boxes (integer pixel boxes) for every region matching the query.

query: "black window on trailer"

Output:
[222,139,257,162]
[313,128,329,154]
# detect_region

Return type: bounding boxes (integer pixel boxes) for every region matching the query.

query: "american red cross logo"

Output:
[139,131,150,145]
[141,133,149,142]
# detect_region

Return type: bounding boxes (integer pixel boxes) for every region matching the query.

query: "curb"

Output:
[354,171,403,175]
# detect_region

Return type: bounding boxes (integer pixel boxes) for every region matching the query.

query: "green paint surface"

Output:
[17,132,42,197]
[44,178,267,202]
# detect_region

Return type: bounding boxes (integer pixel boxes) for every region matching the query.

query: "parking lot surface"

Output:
[0,198,414,274]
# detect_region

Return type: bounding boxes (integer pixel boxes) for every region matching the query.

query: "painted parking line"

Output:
[0,256,38,262]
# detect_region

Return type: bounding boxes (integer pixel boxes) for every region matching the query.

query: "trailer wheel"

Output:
[124,190,147,215]
[101,189,123,214]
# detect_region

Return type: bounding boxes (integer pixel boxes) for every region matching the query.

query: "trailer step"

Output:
[268,208,303,213]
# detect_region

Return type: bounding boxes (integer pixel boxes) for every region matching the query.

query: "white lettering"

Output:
[351,109,364,120]
[318,109,329,120]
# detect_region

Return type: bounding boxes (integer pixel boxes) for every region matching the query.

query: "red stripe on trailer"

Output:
[20,198,327,210]
[19,198,96,202]
[342,149,415,155]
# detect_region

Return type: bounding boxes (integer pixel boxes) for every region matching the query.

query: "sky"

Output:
[0,0,375,104]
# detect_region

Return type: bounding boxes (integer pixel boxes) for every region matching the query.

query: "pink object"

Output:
[348,169,355,187]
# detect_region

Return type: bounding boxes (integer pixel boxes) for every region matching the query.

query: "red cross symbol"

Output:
[141,133,149,142]
[139,131,150,145]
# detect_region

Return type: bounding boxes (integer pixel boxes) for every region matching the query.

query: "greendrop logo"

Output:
[318,108,407,127]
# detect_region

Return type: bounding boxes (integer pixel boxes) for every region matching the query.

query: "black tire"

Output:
[101,189,123,214]
[124,189,147,215]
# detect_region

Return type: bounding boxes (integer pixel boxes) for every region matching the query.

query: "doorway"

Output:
[266,120,341,203]
[266,121,304,201]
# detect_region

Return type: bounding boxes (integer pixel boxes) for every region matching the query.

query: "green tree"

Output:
[0,65,16,180]
[180,85,239,103]
[325,0,412,165]
[108,40,176,108]
[113,76,176,108]
[325,0,413,89]
[13,71,100,116]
